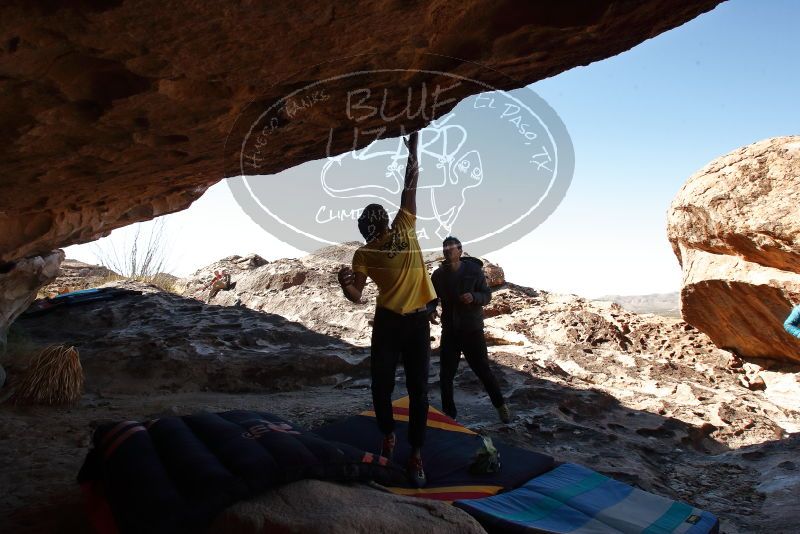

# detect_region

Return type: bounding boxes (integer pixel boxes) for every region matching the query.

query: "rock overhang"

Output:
[0,0,723,263]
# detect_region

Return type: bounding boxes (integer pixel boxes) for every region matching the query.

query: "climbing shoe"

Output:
[406,455,427,488]
[380,432,396,460]
[497,404,512,424]
[469,435,501,474]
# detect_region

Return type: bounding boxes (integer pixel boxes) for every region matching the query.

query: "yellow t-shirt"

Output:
[352,209,436,315]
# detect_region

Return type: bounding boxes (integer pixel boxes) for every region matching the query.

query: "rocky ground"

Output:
[1,251,799,533]
[594,292,681,318]
[36,260,117,298]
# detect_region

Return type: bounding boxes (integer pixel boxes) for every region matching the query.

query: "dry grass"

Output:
[139,272,179,294]
[11,344,83,406]
[98,272,125,286]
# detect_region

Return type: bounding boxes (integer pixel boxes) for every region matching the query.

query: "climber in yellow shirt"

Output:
[337,130,435,488]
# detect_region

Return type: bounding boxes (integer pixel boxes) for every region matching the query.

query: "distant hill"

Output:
[594,292,681,318]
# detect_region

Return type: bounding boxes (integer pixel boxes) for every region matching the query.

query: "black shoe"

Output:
[497,404,512,424]
[406,455,427,488]
[380,432,396,460]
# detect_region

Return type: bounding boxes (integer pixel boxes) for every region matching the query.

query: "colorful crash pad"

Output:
[314,396,555,501]
[453,463,720,534]
[22,287,140,317]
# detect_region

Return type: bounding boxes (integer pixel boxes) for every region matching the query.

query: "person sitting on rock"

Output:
[337,131,435,488]
[430,236,511,424]
[205,270,231,302]
[784,304,800,339]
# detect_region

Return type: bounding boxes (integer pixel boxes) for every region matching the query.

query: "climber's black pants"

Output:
[440,327,504,420]
[371,307,430,448]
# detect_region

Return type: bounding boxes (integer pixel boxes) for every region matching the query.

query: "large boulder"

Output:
[482,260,506,288]
[179,246,506,346]
[668,136,800,363]
[0,2,722,264]
[209,480,485,534]
[178,247,377,346]
[0,250,63,352]
[39,258,117,296]
[12,280,371,394]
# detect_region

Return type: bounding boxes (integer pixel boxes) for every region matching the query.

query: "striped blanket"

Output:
[454,463,719,533]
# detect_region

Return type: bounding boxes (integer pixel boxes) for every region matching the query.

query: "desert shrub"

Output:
[93,218,177,289]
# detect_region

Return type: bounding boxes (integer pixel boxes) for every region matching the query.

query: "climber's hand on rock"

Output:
[338,266,355,288]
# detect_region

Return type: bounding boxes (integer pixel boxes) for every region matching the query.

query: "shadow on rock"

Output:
[7,281,370,395]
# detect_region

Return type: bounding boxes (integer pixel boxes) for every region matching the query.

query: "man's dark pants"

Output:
[371,307,430,448]
[439,327,504,419]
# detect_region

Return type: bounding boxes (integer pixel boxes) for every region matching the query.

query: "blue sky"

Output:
[66,0,800,297]
[492,0,800,296]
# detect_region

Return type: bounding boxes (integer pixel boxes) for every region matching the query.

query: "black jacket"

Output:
[431,256,491,332]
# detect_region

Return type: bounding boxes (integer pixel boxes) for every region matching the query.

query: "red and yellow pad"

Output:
[315,396,554,503]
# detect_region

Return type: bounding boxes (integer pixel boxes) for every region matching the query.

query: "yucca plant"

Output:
[11,344,83,406]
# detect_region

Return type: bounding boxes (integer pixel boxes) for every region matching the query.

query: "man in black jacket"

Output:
[430,236,511,423]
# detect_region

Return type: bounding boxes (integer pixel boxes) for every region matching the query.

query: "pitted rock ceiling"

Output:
[0,0,721,263]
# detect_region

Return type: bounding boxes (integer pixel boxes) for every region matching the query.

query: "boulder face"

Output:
[11,280,371,394]
[0,1,722,263]
[178,247,376,346]
[40,259,117,296]
[482,259,506,288]
[0,250,63,352]
[210,480,485,534]
[667,136,800,363]
[178,247,507,346]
